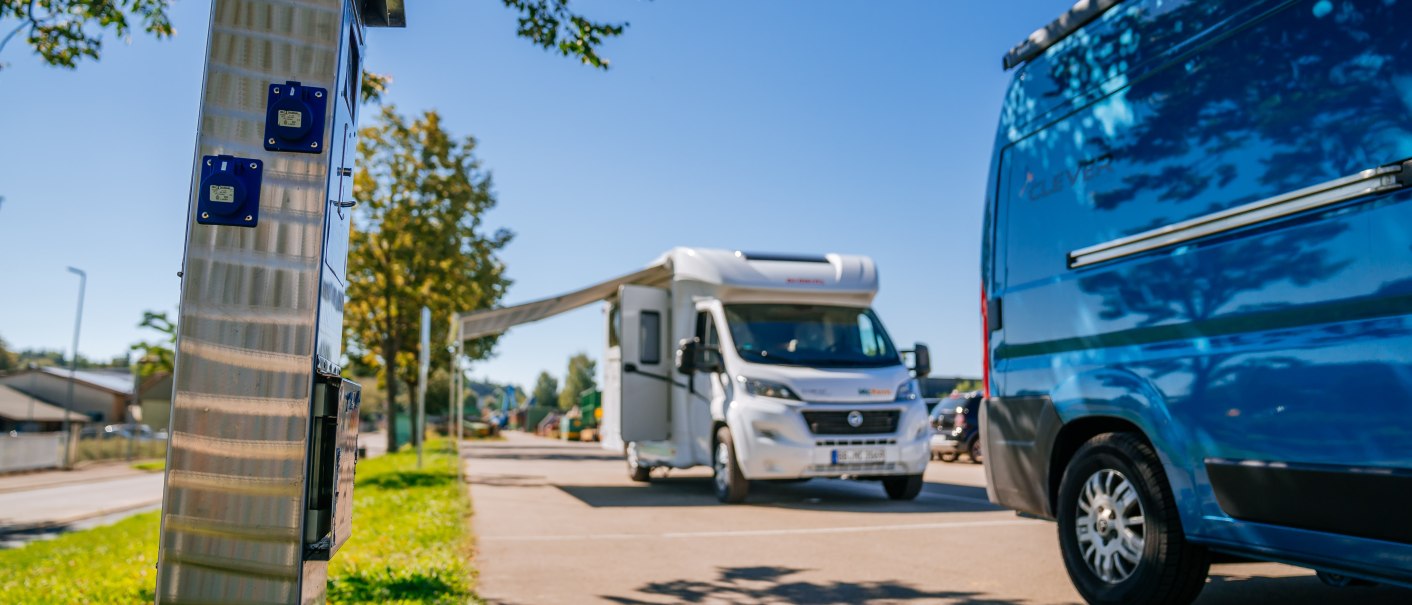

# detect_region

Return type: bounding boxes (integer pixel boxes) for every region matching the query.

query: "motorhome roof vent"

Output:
[735,251,831,263]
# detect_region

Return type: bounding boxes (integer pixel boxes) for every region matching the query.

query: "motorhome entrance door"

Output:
[618,285,671,442]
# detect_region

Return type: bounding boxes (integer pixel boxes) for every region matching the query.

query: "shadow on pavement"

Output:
[600,565,1030,605]
[1197,570,1412,604]
[556,477,1001,513]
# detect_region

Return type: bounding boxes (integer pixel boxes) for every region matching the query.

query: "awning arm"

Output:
[451,262,671,342]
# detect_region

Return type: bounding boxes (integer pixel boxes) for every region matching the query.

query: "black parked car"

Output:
[929,393,981,463]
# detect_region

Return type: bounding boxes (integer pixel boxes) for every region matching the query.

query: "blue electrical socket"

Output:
[196,155,262,228]
[264,80,328,154]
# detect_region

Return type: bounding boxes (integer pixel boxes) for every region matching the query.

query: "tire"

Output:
[713,426,749,503]
[968,437,983,464]
[1056,432,1210,605]
[882,473,924,500]
[627,446,651,482]
[940,452,959,463]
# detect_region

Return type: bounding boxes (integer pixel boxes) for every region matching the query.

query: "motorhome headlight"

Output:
[895,379,919,402]
[737,376,801,401]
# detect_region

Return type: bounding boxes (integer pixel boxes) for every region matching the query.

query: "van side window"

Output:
[695,311,721,348]
[640,311,661,365]
[705,315,719,348]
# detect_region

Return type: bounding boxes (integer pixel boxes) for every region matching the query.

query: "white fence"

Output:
[0,432,67,473]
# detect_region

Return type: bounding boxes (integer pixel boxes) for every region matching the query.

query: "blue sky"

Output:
[0,0,1065,391]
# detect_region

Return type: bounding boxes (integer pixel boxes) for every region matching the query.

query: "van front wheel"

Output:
[713,426,749,503]
[627,446,651,482]
[1057,433,1210,605]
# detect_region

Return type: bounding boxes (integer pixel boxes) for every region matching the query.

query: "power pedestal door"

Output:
[156,1,400,604]
[618,285,671,442]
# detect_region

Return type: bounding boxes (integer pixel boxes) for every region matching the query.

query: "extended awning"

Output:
[453,262,672,342]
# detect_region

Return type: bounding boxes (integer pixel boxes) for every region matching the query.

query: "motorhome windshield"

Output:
[722,304,901,368]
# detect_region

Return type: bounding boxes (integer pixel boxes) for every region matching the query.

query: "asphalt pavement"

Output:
[465,432,1412,605]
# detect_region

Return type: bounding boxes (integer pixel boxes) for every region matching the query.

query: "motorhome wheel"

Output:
[713,426,749,503]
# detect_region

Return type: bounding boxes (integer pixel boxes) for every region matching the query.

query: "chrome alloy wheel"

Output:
[1075,468,1146,584]
[714,441,731,493]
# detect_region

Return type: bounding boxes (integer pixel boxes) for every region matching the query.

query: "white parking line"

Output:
[482,518,1043,542]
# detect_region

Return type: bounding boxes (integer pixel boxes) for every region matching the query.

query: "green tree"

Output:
[3,1,627,71]
[531,371,558,408]
[0,334,17,371]
[129,310,174,379]
[0,0,173,70]
[558,353,596,411]
[346,105,513,453]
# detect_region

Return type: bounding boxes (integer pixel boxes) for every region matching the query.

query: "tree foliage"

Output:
[502,0,627,69]
[128,310,174,379]
[558,352,596,411]
[0,0,173,70]
[346,105,512,451]
[531,370,558,408]
[3,0,627,72]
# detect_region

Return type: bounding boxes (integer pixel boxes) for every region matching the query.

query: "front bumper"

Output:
[730,399,931,479]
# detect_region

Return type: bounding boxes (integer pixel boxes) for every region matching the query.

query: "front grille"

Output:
[802,410,899,435]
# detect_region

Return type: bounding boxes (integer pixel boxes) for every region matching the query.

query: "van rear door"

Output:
[617,285,671,442]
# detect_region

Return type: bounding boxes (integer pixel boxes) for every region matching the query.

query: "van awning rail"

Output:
[1068,162,1411,269]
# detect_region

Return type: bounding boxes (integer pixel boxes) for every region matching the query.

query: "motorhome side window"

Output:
[722,304,900,368]
[640,311,661,364]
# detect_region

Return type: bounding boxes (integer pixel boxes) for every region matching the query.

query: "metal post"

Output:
[416,306,430,468]
[64,266,85,467]
[451,317,462,482]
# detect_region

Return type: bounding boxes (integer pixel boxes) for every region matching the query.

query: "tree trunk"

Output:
[383,337,399,454]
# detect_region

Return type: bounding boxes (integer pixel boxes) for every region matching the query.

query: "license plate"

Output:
[832,448,885,464]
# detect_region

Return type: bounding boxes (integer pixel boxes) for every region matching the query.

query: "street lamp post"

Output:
[64,266,86,467]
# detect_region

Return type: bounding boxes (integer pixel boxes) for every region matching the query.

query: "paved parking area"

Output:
[465,432,1410,604]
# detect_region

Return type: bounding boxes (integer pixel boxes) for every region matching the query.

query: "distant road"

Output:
[0,471,164,547]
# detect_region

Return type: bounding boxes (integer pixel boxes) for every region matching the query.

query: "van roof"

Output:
[1003,0,1123,70]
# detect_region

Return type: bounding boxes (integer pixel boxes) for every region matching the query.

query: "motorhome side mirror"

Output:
[676,340,698,375]
[696,346,725,374]
[912,343,931,378]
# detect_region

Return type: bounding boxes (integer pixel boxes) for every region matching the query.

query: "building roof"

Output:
[0,384,90,422]
[38,366,134,395]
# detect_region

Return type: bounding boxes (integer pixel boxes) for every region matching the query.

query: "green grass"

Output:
[328,439,479,604]
[130,459,165,472]
[0,440,477,605]
[0,511,160,604]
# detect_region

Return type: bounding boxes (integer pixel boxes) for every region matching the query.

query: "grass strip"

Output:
[0,439,476,605]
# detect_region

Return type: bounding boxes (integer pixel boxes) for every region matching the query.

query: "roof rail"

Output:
[1003,0,1123,70]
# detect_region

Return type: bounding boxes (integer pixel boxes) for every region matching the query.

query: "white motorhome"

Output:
[455,248,932,502]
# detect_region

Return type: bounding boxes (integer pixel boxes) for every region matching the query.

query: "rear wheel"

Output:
[713,426,749,503]
[968,437,983,464]
[1057,433,1210,605]
[882,474,924,500]
[940,452,959,463]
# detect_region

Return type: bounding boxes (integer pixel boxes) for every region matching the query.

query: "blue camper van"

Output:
[981,1,1412,603]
